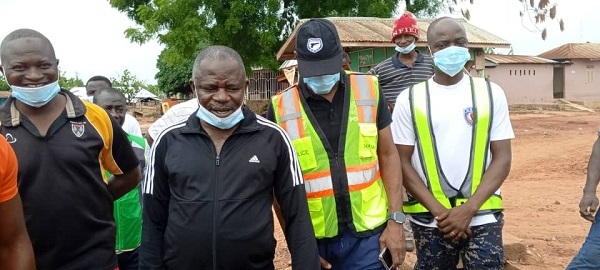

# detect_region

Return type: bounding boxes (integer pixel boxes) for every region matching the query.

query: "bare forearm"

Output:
[584,139,600,194]
[108,167,142,200]
[0,234,36,270]
[379,151,404,212]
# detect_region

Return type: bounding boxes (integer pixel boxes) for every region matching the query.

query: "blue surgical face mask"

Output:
[431,46,471,77]
[395,42,416,54]
[9,79,61,108]
[303,73,340,95]
[195,103,245,130]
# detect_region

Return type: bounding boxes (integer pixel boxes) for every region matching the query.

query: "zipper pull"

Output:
[216,155,220,166]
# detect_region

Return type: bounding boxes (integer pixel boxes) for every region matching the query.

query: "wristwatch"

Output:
[388,212,406,224]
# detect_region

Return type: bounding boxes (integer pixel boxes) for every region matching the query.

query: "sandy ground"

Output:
[141,110,600,269]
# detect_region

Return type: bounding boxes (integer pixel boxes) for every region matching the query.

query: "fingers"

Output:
[581,213,596,223]
[319,256,332,269]
[390,247,406,267]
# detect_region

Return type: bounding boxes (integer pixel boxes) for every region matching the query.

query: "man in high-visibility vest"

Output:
[391,17,514,269]
[267,18,406,269]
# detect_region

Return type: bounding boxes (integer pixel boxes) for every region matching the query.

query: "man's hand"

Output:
[435,205,476,241]
[579,192,599,222]
[379,221,406,267]
[320,256,331,269]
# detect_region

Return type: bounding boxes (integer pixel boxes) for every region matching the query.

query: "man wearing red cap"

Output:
[369,11,434,112]
[369,10,434,252]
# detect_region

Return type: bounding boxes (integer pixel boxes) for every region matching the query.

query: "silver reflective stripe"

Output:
[305,164,377,194]
[305,175,334,194]
[353,75,376,123]
[347,163,379,186]
[279,88,301,140]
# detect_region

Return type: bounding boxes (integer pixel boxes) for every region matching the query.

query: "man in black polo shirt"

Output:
[0,28,141,270]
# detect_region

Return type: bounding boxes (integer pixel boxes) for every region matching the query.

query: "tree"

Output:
[420,0,564,40]
[109,0,431,97]
[58,71,84,90]
[0,74,8,91]
[0,71,83,91]
[111,69,146,104]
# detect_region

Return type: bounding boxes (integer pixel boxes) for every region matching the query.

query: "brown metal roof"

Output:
[538,43,600,60]
[276,17,511,61]
[485,55,557,64]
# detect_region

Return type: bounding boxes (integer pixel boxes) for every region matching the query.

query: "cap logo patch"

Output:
[307,38,323,53]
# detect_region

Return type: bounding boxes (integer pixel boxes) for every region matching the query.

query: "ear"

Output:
[189,79,194,92]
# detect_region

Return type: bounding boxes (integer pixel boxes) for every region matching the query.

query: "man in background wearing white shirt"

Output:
[86,76,142,137]
[391,17,513,270]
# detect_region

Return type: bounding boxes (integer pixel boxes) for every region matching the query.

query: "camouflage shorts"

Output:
[412,215,504,270]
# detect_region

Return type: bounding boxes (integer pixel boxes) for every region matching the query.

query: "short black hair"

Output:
[426,17,465,45]
[192,45,245,75]
[93,87,126,103]
[0,28,55,63]
[86,75,112,87]
[342,52,350,61]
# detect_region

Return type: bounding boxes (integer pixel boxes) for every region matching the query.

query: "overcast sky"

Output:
[0,0,596,84]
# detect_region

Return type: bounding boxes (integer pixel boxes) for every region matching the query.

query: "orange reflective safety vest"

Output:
[403,77,503,214]
[271,72,388,239]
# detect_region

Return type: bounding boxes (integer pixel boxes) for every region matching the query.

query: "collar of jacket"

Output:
[180,105,261,136]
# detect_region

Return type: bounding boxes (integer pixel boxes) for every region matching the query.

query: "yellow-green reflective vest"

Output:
[403,77,503,214]
[271,72,388,239]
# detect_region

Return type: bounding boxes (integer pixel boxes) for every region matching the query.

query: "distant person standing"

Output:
[342,51,352,71]
[86,75,143,137]
[369,11,434,112]
[94,88,146,270]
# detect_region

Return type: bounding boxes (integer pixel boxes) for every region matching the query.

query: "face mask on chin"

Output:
[195,103,245,130]
[9,79,61,108]
[395,42,416,54]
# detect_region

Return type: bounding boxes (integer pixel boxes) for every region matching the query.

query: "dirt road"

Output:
[271,111,600,269]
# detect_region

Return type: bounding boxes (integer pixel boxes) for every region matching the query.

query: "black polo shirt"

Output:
[0,90,139,270]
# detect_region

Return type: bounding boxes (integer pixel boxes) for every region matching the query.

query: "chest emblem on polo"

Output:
[71,121,86,138]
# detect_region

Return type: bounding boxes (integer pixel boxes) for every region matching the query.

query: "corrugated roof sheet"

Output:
[485,55,557,64]
[277,17,511,61]
[538,43,600,59]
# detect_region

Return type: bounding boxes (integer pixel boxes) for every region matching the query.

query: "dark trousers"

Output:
[117,248,139,270]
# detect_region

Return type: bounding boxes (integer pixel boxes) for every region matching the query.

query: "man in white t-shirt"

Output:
[86,76,142,136]
[145,98,198,147]
[391,17,514,270]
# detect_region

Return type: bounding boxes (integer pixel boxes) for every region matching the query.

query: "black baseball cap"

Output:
[295,19,342,78]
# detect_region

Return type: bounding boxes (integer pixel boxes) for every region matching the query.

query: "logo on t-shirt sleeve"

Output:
[463,107,474,126]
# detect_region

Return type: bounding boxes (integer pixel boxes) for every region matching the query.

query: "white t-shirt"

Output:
[147,98,199,140]
[391,76,515,227]
[122,114,143,137]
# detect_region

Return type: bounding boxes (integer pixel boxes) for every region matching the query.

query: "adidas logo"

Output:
[249,155,260,163]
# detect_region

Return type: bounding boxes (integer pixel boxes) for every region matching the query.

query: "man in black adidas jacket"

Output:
[140,45,320,270]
